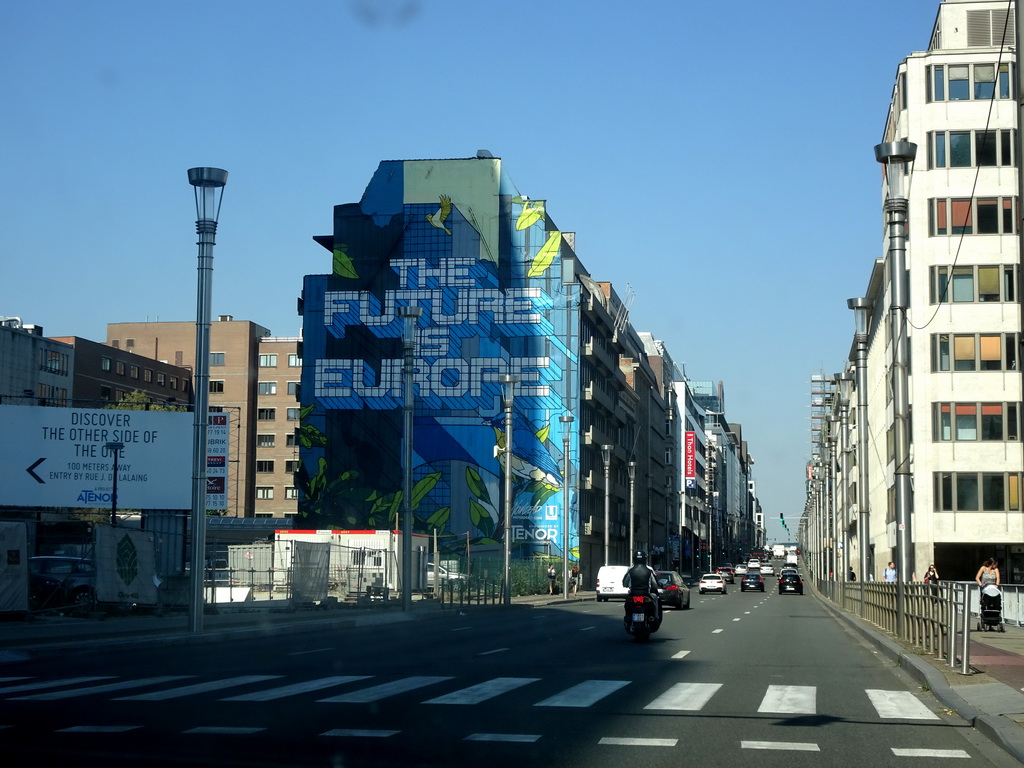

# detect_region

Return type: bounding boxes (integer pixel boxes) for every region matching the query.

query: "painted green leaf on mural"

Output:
[515,200,545,231]
[465,466,491,505]
[532,485,559,509]
[469,499,489,527]
[426,506,450,530]
[412,473,441,510]
[333,243,359,278]
[535,423,550,444]
[476,511,495,538]
[527,231,560,277]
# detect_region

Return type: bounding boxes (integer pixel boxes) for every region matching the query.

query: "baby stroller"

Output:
[978,584,1005,632]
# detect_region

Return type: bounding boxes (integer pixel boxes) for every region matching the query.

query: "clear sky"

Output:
[0,0,943,542]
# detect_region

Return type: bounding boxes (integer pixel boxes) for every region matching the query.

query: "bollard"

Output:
[959,583,971,675]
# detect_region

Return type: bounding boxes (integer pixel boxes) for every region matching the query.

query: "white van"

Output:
[595,565,630,602]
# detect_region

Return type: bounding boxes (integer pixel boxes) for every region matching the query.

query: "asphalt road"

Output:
[0,585,1018,767]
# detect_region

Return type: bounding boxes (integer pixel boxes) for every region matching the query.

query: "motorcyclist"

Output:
[622,550,661,622]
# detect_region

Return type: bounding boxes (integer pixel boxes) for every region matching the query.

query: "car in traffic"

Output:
[28,556,96,611]
[779,572,804,595]
[698,573,727,595]
[734,563,747,575]
[595,565,630,601]
[655,570,691,609]
[716,565,735,584]
[760,562,774,576]
[740,573,765,592]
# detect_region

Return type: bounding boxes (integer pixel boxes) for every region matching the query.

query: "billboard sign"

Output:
[0,405,192,509]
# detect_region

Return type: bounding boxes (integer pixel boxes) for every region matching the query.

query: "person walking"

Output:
[976,558,1000,588]
[883,562,897,582]
[547,564,557,594]
[570,565,580,595]
[922,564,940,584]
[848,567,856,582]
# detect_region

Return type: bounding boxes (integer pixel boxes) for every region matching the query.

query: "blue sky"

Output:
[0,0,943,542]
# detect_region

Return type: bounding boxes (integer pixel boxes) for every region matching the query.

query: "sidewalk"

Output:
[1,590,1023,761]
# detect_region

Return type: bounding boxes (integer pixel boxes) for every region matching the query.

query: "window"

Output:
[285,487,299,500]
[143,369,153,383]
[975,131,997,166]
[257,408,276,421]
[929,197,1017,236]
[101,356,112,372]
[259,354,278,367]
[116,361,126,375]
[256,487,274,500]
[256,460,275,473]
[100,385,112,401]
[257,434,276,448]
[934,471,1022,511]
[286,432,298,447]
[170,376,178,390]
[288,353,302,367]
[930,264,1017,303]
[928,62,1015,102]
[209,380,225,394]
[287,408,301,421]
[287,382,300,396]
[949,64,969,100]
[258,382,277,396]
[129,365,139,379]
[156,372,166,386]
[210,352,225,366]
[285,460,300,473]
[932,333,1019,372]
[933,403,1019,442]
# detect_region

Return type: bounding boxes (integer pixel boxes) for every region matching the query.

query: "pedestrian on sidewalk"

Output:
[547,564,557,594]
[883,562,897,582]
[922,564,940,584]
[570,565,580,595]
[975,558,1000,588]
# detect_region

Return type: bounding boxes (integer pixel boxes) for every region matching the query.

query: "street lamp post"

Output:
[848,297,871,612]
[560,414,574,600]
[105,441,125,526]
[627,461,636,557]
[399,305,422,612]
[500,374,519,606]
[601,445,612,565]
[187,167,227,635]
[875,140,916,639]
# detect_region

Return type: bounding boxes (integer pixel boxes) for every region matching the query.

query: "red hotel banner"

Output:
[684,431,696,487]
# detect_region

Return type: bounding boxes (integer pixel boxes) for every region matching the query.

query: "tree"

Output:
[104,389,186,411]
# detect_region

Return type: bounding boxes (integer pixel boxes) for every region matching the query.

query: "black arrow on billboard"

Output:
[27,458,45,483]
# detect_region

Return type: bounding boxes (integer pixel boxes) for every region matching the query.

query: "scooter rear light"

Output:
[632,596,646,604]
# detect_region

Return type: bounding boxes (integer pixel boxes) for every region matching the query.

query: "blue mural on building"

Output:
[299,158,578,559]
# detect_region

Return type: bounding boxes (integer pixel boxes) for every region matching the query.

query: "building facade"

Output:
[0,318,73,406]
[829,0,1024,583]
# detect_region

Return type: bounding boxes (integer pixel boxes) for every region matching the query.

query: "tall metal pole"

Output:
[875,141,916,638]
[848,298,871,610]
[501,375,518,605]
[560,414,574,599]
[601,445,612,565]
[627,461,636,557]
[187,167,227,634]
[399,305,422,611]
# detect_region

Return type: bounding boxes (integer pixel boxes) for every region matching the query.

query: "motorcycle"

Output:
[623,593,662,642]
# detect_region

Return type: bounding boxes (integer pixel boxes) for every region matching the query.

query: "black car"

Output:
[29,556,96,611]
[654,570,691,609]
[779,572,804,595]
[740,573,765,592]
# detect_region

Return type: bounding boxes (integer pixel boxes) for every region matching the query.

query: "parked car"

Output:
[595,565,630,601]
[779,572,804,595]
[698,573,727,595]
[29,556,96,611]
[426,562,467,589]
[716,566,735,584]
[655,570,691,609]
[740,573,765,592]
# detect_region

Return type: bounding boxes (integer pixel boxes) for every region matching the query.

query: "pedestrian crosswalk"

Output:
[0,672,942,721]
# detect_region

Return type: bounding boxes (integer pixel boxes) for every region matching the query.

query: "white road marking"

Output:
[671,650,690,659]
[465,733,541,742]
[644,682,722,711]
[13,676,192,700]
[222,675,371,701]
[0,678,30,683]
[0,677,115,696]
[319,676,453,703]
[478,648,509,656]
[58,725,142,733]
[580,626,596,631]
[288,648,333,656]
[758,685,816,714]
[733,618,741,622]
[451,626,472,631]
[321,728,399,738]
[116,675,282,701]
[712,629,724,634]
[535,680,630,707]
[183,726,265,734]
[866,689,940,720]
[425,677,539,705]
[891,748,970,758]
[741,741,820,752]
[600,737,677,747]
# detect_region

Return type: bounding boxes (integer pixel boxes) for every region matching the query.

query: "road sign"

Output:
[0,405,192,509]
